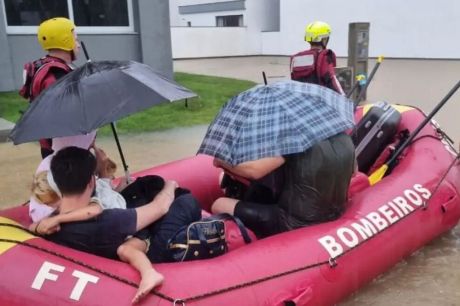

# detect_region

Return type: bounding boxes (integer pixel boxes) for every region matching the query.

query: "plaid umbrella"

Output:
[198,80,354,165]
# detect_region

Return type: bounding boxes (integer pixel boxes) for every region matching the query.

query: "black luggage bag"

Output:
[352,101,401,173]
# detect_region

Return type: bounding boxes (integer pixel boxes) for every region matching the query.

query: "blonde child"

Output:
[30,150,162,304]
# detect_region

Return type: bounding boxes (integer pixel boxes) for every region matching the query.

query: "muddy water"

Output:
[1,125,459,305]
[0,125,208,208]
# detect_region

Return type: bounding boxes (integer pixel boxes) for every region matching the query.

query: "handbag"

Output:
[167,213,252,262]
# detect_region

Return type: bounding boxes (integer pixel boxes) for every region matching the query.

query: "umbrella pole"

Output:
[81,41,132,182]
[110,122,131,181]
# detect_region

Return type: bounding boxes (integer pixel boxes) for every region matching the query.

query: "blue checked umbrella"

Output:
[198,80,355,165]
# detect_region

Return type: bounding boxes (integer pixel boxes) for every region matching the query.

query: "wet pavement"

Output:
[0,125,208,208]
[175,56,460,142]
[0,118,14,142]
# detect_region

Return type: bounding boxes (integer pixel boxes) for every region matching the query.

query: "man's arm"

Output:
[134,180,178,232]
[30,202,102,235]
[214,156,285,180]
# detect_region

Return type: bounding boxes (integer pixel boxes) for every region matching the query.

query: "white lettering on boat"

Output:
[70,270,99,301]
[31,261,99,301]
[318,183,431,258]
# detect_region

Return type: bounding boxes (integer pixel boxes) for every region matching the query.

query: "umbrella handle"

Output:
[110,122,129,173]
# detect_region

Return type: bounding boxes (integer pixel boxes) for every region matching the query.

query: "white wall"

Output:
[170,0,247,27]
[179,10,246,27]
[169,0,185,26]
[171,27,260,58]
[263,0,460,59]
[170,0,460,59]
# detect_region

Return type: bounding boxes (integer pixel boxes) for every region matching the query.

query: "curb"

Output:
[0,118,14,143]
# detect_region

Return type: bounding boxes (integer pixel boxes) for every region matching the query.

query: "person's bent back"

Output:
[278,133,355,230]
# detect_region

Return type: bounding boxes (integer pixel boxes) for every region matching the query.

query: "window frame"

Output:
[3,0,135,34]
[215,14,243,27]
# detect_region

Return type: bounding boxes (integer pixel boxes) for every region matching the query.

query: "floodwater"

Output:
[1,56,460,305]
[0,125,209,207]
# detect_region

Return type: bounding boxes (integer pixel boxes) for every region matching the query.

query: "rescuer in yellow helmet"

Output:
[290,21,344,95]
[19,17,80,158]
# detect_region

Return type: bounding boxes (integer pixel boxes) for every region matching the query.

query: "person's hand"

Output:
[35,217,61,235]
[213,158,224,168]
[156,180,178,213]
[114,175,133,191]
[164,180,178,194]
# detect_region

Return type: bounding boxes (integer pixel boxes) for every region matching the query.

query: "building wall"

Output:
[260,0,280,32]
[0,5,15,91]
[171,0,283,58]
[5,34,141,91]
[170,0,460,60]
[178,10,245,27]
[263,0,460,58]
[171,27,259,58]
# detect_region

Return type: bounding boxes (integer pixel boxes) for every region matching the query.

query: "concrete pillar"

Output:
[138,0,173,80]
[0,7,16,91]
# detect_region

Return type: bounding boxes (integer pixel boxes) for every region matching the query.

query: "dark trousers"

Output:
[144,193,201,263]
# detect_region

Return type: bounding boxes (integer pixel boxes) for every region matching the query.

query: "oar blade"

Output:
[369,164,389,186]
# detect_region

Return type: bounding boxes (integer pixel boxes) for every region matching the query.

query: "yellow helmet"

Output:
[37,17,76,51]
[304,21,331,43]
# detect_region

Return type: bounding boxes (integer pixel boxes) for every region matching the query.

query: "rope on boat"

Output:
[0,154,457,305]
[0,222,329,304]
[422,153,460,209]
[0,223,175,302]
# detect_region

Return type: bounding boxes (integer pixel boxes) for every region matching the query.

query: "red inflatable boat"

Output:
[1,105,459,306]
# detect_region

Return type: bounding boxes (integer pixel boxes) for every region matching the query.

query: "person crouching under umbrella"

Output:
[211,132,355,238]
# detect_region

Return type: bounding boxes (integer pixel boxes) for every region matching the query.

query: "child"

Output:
[29,149,186,304]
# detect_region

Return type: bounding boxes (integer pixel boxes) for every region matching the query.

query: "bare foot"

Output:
[132,269,164,304]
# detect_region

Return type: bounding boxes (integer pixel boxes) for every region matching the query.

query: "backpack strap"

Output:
[30,60,71,100]
[315,49,336,84]
[19,57,71,101]
[215,213,252,244]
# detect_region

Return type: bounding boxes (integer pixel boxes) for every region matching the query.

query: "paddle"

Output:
[262,71,268,85]
[355,55,384,107]
[80,41,131,182]
[368,79,460,185]
[346,74,366,99]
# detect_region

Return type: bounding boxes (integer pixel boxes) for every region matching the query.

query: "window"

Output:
[72,0,129,27]
[4,0,68,26]
[216,15,243,27]
[3,0,134,34]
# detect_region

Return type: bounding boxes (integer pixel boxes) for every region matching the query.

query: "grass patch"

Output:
[0,91,25,123]
[0,72,255,135]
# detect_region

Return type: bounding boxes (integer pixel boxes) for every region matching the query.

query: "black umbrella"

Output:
[9,59,197,178]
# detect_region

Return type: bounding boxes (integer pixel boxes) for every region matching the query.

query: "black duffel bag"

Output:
[167,213,252,262]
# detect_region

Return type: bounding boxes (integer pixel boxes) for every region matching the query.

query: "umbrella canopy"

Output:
[9,60,197,144]
[198,80,354,166]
